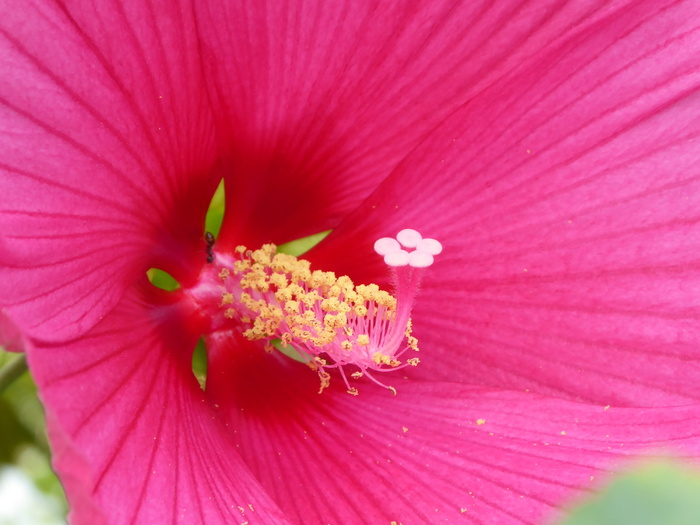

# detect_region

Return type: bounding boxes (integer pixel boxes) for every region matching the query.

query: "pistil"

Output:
[188,229,441,395]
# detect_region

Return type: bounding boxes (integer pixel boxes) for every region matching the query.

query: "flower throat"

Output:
[189,229,442,395]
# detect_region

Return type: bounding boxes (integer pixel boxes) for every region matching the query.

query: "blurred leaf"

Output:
[0,354,27,395]
[559,461,700,525]
[0,351,51,455]
[205,178,225,238]
[277,230,331,256]
[191,338,208,390]
[146,267,180,291]
[0,347,67,515]
[0,399,33,462]
[271,338,306,363]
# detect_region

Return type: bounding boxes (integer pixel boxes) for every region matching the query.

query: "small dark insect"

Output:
[205,231,215,263]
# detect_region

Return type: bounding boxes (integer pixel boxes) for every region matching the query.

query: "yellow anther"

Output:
[284,301,300,314]
[357,334,370,346]
[302,290,320,307]
[275,287,293,302]
[233,260,251,273]
[287,283,305,299]
[302,310,317,323]
[372,353,393,365]
[250,244,276,266]
[290,265,312,283]
[269,272,288,289]
[344,290,361,305]
[292,328,313,341]
[336,275,354,290]
[323,313,347,329]
[314,330,335,346]
[309,270,334,289]
[337,302,351,314]
[356,283,379,298]
[239,293,256,310]
[353,304,368,316]
[321,297,341,312]
[318,371,331,394]
[260,304,283,320]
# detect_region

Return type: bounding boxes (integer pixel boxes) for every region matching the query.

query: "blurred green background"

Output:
[0,349,67,524]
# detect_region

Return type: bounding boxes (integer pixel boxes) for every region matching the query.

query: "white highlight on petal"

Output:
[374,237,401,255]
[385,250,410,267]
[416,238,443,255]
[396,229,422,248]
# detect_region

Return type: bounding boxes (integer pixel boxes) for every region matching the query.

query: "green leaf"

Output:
[146,267,180,291]
[277,230,331,257]
[559,461,700,525]
[205,178,225,238]
[0,347,67,512]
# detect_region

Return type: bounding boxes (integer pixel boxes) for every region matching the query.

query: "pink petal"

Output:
[194,0,615,248]
[0,1,219,341]
[28,288,289,524]
[310,1,700,406]
[208,344,700,524]
[44,410,109,525]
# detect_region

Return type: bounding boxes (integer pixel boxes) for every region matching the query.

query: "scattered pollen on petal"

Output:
[187,229,441,395]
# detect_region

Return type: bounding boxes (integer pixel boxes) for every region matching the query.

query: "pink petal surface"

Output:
[310,0,700,407]
[194,0,617,248]
[28,286,290,525]
[0,0,219,342]
[207,341,700,524]
[44,410,109,525]
[5,1,700,523]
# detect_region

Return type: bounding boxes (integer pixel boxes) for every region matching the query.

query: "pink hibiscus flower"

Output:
[3,1,700,523]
